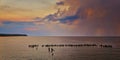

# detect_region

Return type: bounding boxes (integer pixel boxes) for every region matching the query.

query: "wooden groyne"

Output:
[99,45,112,48]
[28,44,113,48]
[41,44,97,47]
[28,44,39,48]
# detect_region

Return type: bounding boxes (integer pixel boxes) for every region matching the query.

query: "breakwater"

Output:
[28,44,112,48]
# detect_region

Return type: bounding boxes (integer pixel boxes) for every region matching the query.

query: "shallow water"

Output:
[0,37,120,60]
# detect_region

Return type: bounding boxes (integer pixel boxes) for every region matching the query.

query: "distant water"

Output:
[0,37,120,60]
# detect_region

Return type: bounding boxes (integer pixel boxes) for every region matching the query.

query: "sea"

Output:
[0,36,120,60]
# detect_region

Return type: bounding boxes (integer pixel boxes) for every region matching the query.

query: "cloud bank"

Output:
[0,0,120,36]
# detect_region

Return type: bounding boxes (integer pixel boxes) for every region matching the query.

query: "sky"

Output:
[0,0,120,36]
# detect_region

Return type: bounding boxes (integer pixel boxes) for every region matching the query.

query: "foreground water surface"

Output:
[0,37,120,60]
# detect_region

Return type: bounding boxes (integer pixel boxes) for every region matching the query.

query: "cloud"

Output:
[0,0,120,36]
[24,27,39,31]
[56,1,64,5]
[0,22,3,26]
[0,0,58,21]
[0,5,30,12]
[29,0,120,36]
[0,5,34,22]
[59,15,79,23]
[51,0,120,35]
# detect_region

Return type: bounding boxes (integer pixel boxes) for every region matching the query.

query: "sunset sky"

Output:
[0,0,120,36]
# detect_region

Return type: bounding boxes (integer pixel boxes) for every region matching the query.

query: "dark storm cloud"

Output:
[59,15,79,23]
[56,1,64,5]
[1,0,120,36]
[58,0,120,36]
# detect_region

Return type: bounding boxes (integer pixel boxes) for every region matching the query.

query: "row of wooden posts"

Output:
[28,44,112,48]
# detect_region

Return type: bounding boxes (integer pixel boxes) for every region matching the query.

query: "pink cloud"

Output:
[24,27,39,31]
[0,22,3,26]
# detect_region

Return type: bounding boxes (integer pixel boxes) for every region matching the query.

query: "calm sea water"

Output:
[0,37,120,60]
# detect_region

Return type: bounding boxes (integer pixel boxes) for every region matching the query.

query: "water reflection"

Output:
[26,44,113,60]
[48,47,55,60]
[1,37,120,60]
